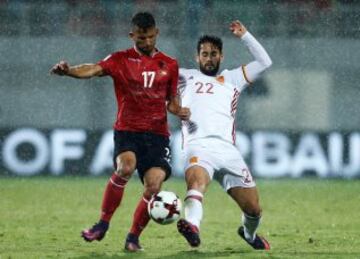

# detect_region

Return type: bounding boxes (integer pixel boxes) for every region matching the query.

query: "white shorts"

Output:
[183,138,256,191]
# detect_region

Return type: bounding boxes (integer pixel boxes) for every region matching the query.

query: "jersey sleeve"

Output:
[241,32,272,83]
[178,68,188,98]
[224,32,272,92]
[222,67,249,92]
[97,53,119,76]
[167,60,179,100]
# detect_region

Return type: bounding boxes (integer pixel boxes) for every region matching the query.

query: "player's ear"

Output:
[220,54,224,63]
[129,31,134,39]
[155,28,159,35]
[195,54,200,63]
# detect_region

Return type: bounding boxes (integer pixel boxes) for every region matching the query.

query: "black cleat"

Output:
[238,226,270,250]
[124,233,143,252]
[81,221,109,242]
[177,219,201,247]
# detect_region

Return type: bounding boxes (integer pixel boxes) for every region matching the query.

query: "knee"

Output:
[143,184,161,198]
[115,164,135,178]
[244,205,262,218]
[115,153,136,178]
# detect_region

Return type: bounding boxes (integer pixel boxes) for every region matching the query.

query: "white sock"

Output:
[184,189,203,230]
[242,213,261,242]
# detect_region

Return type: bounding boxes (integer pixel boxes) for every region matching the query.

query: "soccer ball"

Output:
[148,191,182,225]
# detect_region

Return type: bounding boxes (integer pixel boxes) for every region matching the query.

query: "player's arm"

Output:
[166,62,190,120]
[167,95,191,120]
[50,61,104,79]
[230,20,272,83]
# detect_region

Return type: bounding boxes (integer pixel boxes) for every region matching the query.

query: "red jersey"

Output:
[98,47,179,136]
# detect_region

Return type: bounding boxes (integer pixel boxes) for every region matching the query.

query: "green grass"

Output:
[1,177,360,259]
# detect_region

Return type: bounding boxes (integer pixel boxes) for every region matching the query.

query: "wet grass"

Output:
[0,177,360,258]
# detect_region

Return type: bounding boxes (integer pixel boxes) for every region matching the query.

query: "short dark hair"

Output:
[197,35,223,53]
[131,12,156,30]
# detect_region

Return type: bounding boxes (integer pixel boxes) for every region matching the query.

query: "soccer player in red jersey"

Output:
[50,12,190,252]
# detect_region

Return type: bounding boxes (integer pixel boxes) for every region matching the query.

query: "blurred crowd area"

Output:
[1,0,360,38]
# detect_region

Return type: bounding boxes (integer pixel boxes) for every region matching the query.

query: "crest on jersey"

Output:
[159,70,168,76]
[189,156,198,164]
[216,75,224,84]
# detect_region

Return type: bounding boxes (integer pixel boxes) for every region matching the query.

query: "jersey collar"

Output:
[133,46,159,58]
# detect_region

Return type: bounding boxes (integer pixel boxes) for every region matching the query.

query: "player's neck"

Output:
[200,71,218,77]
[134,46,158,57]
[199,67,219,77]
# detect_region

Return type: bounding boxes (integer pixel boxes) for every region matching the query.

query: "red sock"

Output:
[129,195,151,237]
[100,173,128,222]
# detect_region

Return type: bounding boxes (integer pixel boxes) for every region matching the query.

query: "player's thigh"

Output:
[219,144,251,177]
[228,186,261,216]
[184,144,217,179]
[218,145,256,189]
[113,130,138,174]
[185,165,211,193]
[137,133,172,182]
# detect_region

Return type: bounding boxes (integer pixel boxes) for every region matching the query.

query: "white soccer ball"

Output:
[148,191,182,225]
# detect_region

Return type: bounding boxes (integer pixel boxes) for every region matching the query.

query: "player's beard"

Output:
[199,62,220,76]
[136,44,155,56]
[138,47,152,56]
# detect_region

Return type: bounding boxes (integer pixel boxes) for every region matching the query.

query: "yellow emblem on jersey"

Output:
[189,156,198,164]
[216,75,224,84]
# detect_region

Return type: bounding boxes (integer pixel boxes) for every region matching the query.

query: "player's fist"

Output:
[50,61,70,76]
[177,107,191,121]
[229,20,247,38]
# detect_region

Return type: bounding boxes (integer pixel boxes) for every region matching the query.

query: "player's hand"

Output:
[229,20,247,38]
[50,61,70,76]
[177,107,191,121]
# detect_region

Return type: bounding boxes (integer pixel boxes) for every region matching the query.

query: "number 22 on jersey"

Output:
[142,71,155,88]
[195,82,214,94]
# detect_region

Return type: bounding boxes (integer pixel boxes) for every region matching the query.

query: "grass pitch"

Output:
[0,176,360,258]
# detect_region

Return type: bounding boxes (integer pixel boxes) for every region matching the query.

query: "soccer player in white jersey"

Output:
[176,20,272,250]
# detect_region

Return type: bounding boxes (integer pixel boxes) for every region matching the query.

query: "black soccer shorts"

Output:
[113,130,172,182]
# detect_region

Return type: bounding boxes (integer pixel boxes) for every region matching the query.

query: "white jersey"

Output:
[179,32,272,147]
[179,67,247,145]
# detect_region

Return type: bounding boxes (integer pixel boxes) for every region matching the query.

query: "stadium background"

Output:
[1,1,360,258]
[0,0,360,178]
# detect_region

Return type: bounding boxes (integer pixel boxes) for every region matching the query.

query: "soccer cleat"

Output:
[81,221,109,242]
[124,233,143,252]
[177,219,201,247]
[238,226,270,250]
